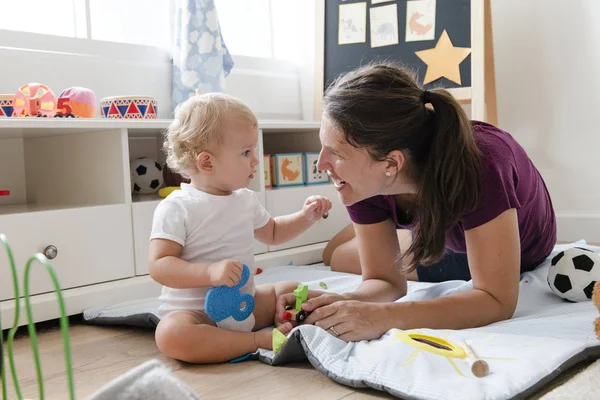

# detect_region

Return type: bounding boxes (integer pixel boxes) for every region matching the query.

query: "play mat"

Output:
[80,241,600,400]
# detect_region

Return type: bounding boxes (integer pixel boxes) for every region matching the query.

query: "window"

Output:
[0,0,313,61]
[214,0,314,63]
[270,0,314,64]
[0,0,172,49]
[0,0,81,38]
[89,0,172,49]
[214,0,273,58]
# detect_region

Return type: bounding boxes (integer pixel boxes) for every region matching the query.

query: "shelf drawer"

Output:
[0,204,134,301]
[265,184,350,252]
[132,192,269,276]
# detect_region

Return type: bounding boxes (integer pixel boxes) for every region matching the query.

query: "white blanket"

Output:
[257,241,600,400]
[82,242,600,399]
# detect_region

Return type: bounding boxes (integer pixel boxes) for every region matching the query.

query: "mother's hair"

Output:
[323,61,481,271]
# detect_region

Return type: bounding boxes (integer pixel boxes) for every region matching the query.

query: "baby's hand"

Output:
[208,259,243,287]
[302,195,332,221]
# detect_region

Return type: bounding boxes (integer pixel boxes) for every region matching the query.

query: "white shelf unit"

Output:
[0,118,349,328]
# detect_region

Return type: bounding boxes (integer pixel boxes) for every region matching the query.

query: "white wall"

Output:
[491,0,600,242]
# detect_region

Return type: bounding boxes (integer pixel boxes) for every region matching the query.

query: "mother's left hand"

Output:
[306,300,391,342]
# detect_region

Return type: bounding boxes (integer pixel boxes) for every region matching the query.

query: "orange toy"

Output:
[593,281,600,340]
[56,87,97,118]
[13,83,56,117]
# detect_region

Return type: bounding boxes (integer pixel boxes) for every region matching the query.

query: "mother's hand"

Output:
[307,300,391,342]
[275,290,346,327]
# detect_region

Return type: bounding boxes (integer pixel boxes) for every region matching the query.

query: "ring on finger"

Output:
[329,326,340,337]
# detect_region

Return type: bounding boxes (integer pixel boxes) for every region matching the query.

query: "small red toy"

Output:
[55,87,97,118]
[256,268,263,275]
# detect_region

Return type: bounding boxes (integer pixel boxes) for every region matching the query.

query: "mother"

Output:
[276,62,556,341]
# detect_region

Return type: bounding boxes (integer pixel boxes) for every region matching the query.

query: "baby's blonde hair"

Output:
[163,93,258,177]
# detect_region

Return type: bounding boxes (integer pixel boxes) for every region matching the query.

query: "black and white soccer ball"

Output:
[547,247,600,302]
[130,157,163,194]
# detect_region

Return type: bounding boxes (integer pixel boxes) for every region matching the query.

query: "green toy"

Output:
[293,284,308,311]
[272,328,288,355]
[283,284,311,324]
[1,233,75,400]
[274,285,309,356]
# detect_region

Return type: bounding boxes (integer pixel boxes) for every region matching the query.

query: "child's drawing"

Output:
[406,0,436,42]
[338,3,366,45]
[370,4,399,48]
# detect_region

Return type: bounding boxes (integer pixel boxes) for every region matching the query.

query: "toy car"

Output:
[283,284,310,324]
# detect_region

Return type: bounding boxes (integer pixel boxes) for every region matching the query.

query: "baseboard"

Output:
[0,275,161,329]
[556,214,600,244]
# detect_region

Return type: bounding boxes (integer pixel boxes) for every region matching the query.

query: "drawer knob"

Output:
[44,245,58,260]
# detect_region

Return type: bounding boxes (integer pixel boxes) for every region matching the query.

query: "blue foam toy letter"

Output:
[205,264,255,322]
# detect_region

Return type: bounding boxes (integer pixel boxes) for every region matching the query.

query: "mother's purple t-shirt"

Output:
[346,121,557,267]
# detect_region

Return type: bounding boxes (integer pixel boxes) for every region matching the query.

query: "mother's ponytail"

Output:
[406,89,481,269]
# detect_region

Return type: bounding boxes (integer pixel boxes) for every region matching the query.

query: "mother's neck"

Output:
[380,177,419,196]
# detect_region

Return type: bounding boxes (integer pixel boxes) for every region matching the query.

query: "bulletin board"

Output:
[323,0,471,93]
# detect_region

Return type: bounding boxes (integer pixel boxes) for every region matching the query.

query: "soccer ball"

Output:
[547,247,600,302]
[130,157,163,194]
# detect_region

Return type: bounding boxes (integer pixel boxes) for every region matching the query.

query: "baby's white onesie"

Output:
[150,183,271,331]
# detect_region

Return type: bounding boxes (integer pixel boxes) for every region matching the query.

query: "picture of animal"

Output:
[369,4,399,47]
[338,3,366,45]
[304,152,330,185]
[405,0,436,42]
[312,160,321,178]
[409,11,433,36]
[341,18,359,34]
[375,22,397,41]
[272,153,304,187]
[281,158,300,181]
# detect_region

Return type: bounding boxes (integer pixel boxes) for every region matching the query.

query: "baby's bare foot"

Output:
[278,322,293,335]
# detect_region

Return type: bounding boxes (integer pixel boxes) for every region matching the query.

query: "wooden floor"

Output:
[1,317,592,400]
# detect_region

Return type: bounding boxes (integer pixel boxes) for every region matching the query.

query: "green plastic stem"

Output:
[0,236,8,400]
[1,233,22,400]
[23,253,75,400]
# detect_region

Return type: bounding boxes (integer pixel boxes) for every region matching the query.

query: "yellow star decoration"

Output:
[415,30,471,85]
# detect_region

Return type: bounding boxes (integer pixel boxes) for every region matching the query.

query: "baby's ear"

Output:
[196,151,214,173]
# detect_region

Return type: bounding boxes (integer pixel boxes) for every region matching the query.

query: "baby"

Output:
[149,93,331,364]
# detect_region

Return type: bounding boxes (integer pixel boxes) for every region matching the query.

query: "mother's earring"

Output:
[385,171,392,177]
